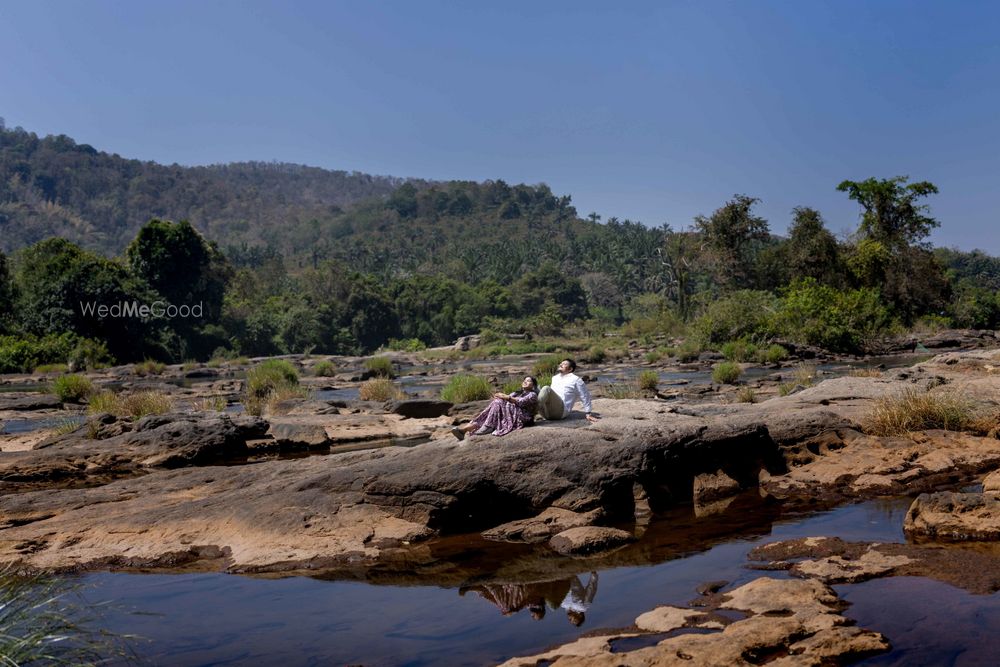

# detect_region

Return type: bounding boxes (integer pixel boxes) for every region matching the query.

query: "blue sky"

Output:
[1,1,998,251]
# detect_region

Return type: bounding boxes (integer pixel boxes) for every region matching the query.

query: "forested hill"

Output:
[0,123,667,290]
[0,122,428,255]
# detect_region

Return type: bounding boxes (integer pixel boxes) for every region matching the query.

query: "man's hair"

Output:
[562,358,577,372]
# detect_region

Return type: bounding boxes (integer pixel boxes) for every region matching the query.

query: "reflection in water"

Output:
[461,573,599,626]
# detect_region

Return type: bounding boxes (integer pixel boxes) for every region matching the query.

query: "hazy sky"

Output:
[1,1,998,252]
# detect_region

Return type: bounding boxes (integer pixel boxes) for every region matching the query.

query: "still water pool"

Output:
[72,495,969,666]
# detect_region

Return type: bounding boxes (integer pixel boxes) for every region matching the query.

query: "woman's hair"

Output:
[513,376,538,396]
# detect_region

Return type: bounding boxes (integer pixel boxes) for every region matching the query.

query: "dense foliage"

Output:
[1,126,999,369]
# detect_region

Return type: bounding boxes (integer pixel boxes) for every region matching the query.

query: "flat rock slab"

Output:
[0,403,782,572]
[0,414,268,485]
[0,394,64,411]
[500,577,888,666]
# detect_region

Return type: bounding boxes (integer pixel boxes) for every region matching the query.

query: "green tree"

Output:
[126,219,232,357]
[784,207,842,285]
[838,177,948,321]
[0,251,15,332]
[511,262,589,321]
[837,176,939,248]
[13,238,167,361]
[694,194,770,291]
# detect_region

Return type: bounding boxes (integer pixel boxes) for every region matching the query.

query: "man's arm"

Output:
[576,377,598,422]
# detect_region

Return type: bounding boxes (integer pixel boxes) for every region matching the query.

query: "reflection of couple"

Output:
[460,572,599,626]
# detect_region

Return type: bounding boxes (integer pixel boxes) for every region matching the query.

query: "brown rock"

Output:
[549,526,634,556]
[904,491,1000,541]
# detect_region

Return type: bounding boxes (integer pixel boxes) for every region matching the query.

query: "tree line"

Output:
[1,171,998,373]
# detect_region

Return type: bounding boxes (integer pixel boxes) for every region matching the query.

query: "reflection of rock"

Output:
[749,535,1000,594]
[482,507,603,544]
[500,577,888,666]
[904,491,1000,541]
[693,470,741,504]
[549,527,634,556]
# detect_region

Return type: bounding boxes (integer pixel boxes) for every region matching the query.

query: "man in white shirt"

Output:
[538,358,599,422]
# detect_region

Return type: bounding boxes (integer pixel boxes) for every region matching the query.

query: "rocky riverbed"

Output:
[4,341,1000,664]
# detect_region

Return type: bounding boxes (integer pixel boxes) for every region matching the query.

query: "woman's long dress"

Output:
[470,391,538,436]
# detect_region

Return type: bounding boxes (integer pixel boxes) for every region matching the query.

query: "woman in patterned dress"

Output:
[450,376,538,439]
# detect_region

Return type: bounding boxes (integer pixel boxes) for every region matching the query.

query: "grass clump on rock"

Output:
[759,344,789,364]
[735,387,757,403]
[712,362,743,385]
[359,377,406,402]
[244,359,302,416]
[863,389,979,436]
[721,339,758,363]
[51,374,93,402]
[313,360,336,377]
[604,383,642,399]
[88,390,174,418]
[441,375,492,403]
[134,359,166,376]
[364,356,395,378]
[637,370,659,392]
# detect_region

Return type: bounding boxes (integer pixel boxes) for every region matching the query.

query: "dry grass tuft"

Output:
[88,390,175,418]
[863,388,980,436]
[359,377,406,402]
[849,368,883,378]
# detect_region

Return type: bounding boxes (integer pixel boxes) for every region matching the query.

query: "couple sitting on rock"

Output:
[451,358,599,440]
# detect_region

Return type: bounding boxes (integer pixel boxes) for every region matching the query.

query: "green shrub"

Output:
[773,278,895,353]
[734,386,757,403]
[387,338,427,352]
[691,291,779,347]
[68,338,111,371]
[135,359,165,376]
[364,356,395,378]
[644,349,664,364]
[721,339,759,363]
[245,359,301,411]
[313,360,337,377]
[585,346,606,364]
[0,333,80,373]
[778,382,797,397]
[441,375,493,403]
[759,344,789,364]
[712,361,742,385]
[51,374,93,402]
[532,355,562,379]
[675,340,701,362]
[637,370,659,392]
[359,378,405,402]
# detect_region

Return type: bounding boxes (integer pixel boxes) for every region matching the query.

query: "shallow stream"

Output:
[71,493,1000,666]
